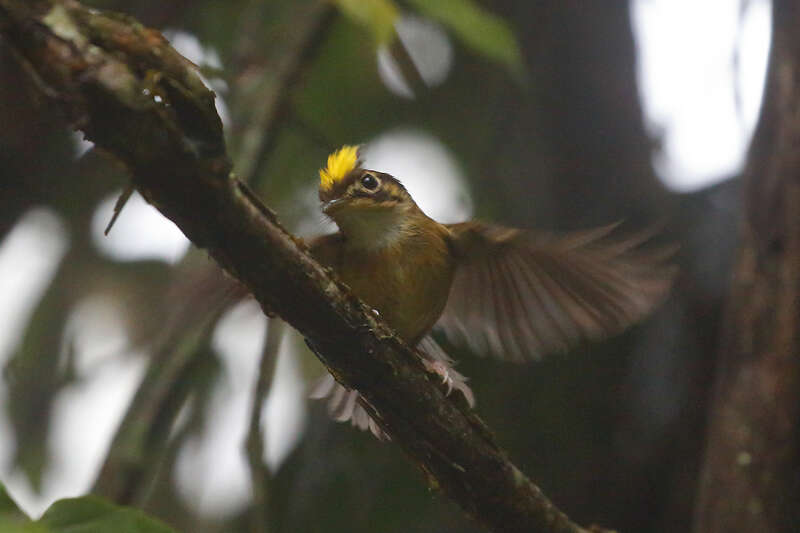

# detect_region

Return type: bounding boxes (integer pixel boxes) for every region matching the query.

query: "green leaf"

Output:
[334,0,399,44]
[0,482,45,533]
[39,496,178,533]
[407,0,524,75]
[0,483,178,533]
[0,483,28,520]
[0,518,48,533]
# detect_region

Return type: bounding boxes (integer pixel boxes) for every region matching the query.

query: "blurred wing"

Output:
[438,222,676,361]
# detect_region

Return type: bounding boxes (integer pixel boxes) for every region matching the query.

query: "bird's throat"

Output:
[333,207,410,250]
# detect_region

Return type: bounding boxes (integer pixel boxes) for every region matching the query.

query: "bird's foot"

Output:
[422,359,456,395]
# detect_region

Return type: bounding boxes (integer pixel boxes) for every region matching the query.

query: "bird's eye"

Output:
[361,174,379,190]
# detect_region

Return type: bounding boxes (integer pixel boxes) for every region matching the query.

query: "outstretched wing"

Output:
[438,222,676,361]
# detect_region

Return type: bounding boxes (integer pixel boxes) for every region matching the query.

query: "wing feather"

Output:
[505,251,565,357]
[439,222,675,361]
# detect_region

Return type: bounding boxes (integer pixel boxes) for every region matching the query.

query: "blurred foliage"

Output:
[334,0,398,44]
[1,483,30,524]
[407,0,524,76]
[0,482,176,533]
[0,0,741,532]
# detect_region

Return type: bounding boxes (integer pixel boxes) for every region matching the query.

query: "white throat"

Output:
[333,207,408,250]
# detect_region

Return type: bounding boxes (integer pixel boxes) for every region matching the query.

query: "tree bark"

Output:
[0,1,614,532]
[694,1,800,531]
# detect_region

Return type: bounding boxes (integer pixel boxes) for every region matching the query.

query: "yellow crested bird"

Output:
[309,145,674,439]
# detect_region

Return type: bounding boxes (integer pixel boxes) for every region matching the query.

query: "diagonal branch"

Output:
[0,1,613,532]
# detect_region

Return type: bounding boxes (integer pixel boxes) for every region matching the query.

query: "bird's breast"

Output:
[324,232,455,344]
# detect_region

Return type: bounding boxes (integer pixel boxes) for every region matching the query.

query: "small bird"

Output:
[308,145,674,439]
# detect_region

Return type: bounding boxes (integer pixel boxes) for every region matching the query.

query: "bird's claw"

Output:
[423,359,454,396]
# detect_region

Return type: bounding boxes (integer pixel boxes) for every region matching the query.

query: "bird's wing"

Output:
[307,232,344,269]
[438,222,676,361]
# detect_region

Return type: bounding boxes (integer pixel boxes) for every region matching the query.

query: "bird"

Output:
[307,145,674,439]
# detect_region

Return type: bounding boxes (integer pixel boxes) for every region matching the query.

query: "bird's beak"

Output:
[322,198,344,214]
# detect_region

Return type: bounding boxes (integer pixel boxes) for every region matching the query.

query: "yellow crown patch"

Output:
[319,145,360,191]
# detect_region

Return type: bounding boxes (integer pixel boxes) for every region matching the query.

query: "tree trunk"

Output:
[694,1,800,531]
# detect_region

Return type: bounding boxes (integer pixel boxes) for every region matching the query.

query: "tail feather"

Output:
[309,336,474,440]
[310,373,390,440]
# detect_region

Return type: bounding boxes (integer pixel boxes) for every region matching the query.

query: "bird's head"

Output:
[318,145,421,248]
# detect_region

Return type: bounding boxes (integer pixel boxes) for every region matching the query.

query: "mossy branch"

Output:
[0,1,613,532]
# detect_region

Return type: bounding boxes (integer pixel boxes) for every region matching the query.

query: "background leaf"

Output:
[0,482,40,533]
[0,485,177,533]
[1,483,27,520]
[334,0,399,44]
[408,0,524,75]
[39,496,178,533]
